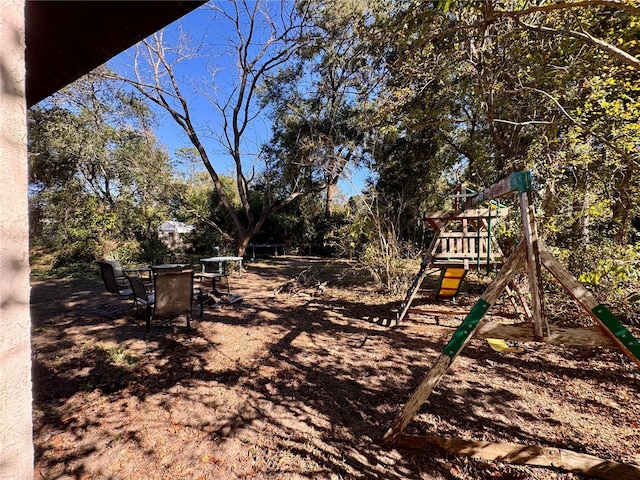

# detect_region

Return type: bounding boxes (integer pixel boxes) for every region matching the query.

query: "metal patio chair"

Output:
[146,270,196,333]
[128,275,155,319]
[97,260,133,298]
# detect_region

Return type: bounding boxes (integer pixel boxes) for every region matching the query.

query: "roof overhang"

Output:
[25,1,206,107]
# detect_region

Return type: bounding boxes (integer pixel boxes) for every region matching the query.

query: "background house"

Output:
[158,221,196,253]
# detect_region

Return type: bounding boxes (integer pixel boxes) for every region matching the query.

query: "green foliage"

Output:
[139,237,172,265]
[172,170,238,254]
[365,0,640,238]
[575,243,640,285]
[49,243,99,279]
[557,241,640,322]
[326,193,421,294]
[28,107,81,188]
[341,0,640,293]
[26,0,640,312]
[109,241,143,266]
[250,189,332,254]
[28,70,179,276]
[261,0,386,221]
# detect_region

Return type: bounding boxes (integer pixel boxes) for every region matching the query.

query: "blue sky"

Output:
[109,1,368,198]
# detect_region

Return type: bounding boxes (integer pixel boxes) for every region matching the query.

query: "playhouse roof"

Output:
[158,221,195,233]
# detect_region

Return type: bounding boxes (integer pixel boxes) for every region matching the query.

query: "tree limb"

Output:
[527,86,639,166]
[494,1,640,19]
[517,19,640,70]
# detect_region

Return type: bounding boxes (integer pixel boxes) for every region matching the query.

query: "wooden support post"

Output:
[380,241,527,446]
[519,191,549,338]
[400,322,620,348]
[383,172,639,477]
[539,247,640,367]
[397,231,441,324]
[506,281,533,322]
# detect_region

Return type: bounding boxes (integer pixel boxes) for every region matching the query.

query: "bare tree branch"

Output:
[114,0,316,254]
[527,86,639,166]
[494,1,640,19]
[516,19,640,70]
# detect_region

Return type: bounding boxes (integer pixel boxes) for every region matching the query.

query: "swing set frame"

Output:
[381,171,640,479]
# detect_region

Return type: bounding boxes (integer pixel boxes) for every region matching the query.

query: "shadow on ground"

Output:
[31,258,640,480]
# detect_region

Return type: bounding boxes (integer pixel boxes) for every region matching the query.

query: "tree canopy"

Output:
[28,0,640,301]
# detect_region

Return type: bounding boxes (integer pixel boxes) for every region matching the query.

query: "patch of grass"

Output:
[101,344,138,369]
[84,342,139,369]
[77,342,142,393]
[33,326,51,333]
[31,249,99,280]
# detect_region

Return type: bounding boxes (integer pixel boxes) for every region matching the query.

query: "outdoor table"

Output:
[194,271,228,298]
[124,266,152,276]
[123,266,153,285]
[151,263,189,270]
[199,256,243,276]
[247,243,283,260]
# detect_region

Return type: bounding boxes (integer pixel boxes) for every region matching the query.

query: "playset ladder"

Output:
[434,267,466,300]
[397,200,508,323]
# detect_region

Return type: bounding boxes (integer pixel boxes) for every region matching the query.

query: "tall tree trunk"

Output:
[571,192,590,245]
[612,165,634,245]
[325,181,336,218]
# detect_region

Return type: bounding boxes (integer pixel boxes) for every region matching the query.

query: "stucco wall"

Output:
[0,0,34,478]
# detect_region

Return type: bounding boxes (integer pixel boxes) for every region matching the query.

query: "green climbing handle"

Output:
[592,304,640,361]
[443,299,491,358]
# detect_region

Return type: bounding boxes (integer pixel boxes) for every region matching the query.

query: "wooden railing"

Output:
[432,232,501,266]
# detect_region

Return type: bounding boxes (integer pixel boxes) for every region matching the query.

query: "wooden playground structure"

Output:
[382,171,640,479]
[397,183,511,321]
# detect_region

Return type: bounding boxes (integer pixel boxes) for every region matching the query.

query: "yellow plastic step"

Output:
[435,267,466,300]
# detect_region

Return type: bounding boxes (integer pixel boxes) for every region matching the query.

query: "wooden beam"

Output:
[433,253,502,260]
[397,231,441,323]
[425,208,510,221]
[398,322,619,348]
[426,218,446,232]
[477,321,619,348]
[539,247,640,368]
[432,261,499,267]
[464,176,515,207]
[520,191,549,338]
[506,281,533,321]
[392,434,640,480]
[437,232,492,238]
[463,171,533,208]
[407,308,516,318]
[380,241,527,446]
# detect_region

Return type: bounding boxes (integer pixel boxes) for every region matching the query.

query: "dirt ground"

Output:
[31,256,640,480]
